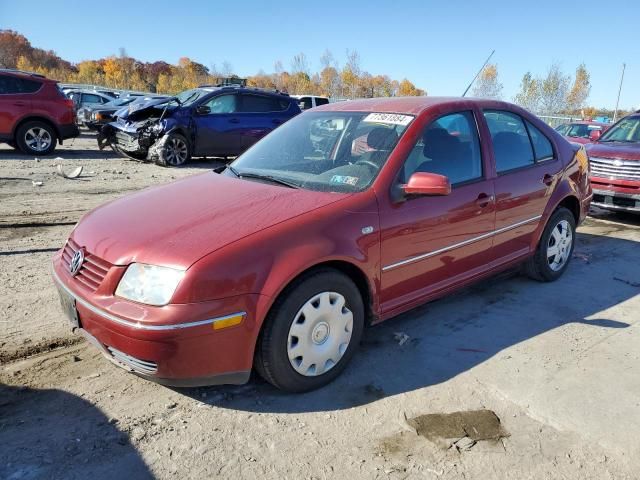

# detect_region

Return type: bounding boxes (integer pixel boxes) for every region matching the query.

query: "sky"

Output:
[1,0,638,109]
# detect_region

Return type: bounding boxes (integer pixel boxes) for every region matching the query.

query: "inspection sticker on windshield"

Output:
[331,175,359,186]
[363,113,413,126]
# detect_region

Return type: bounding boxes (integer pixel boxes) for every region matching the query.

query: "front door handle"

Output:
[475,193,494,207]
[272,119,282,125]
[229,118,240,124]
[542,174,554,186]
[13,101,27,106]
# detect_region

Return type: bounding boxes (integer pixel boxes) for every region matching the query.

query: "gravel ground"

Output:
[1,134,640,479]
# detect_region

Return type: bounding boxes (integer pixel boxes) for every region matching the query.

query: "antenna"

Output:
[613,63,626,123]
[462,50,495,97]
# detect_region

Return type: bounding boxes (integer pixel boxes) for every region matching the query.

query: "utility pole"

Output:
[613,63,626,122]
[462,50,495,97]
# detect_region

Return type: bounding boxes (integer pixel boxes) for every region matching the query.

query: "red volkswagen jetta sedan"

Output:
[53,97,592,392]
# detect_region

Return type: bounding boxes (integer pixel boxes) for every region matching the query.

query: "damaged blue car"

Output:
[98,85,301,166]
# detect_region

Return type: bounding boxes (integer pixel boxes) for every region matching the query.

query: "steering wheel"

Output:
[354,159,380,170]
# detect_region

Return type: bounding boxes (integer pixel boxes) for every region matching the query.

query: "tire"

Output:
[524,207,576,282]
[255,269,365,392]
[156,133,191,167]
[15,121,57,156]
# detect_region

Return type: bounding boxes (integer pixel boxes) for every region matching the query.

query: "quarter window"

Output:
[401,111,483,185]
[526,121,554,161]
[82,93,103,104]
[484,110,534,173]
[240,94,287,113]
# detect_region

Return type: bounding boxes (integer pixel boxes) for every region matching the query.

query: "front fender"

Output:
[172,192,381,326]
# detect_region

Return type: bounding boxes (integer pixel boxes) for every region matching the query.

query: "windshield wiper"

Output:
[226,165,240,177]
[234,170,300,189]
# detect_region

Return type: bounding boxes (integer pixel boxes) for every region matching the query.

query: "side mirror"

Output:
[196,105,211,115]
[589,129,602,141]
[403,172,451,196]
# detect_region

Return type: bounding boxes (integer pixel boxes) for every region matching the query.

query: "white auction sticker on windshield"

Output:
[363,113,413,126]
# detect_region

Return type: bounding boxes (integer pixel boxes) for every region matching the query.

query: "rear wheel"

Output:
[255,269,364,392]
[15,121,57,156]
[156,133,190,167]
[524,207,576,282]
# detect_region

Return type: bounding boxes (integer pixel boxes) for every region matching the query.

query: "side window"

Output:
[205,94,237,113]
[240,94,286,113]
[484,110,534,173]
[16,78,42,93]
[82,93,102,103]
[0,75,20,94]
[315,97,330,106]
[402,111,483,185]
[555,124,569,135]
[298,97,313,110]
[526,121,554,161]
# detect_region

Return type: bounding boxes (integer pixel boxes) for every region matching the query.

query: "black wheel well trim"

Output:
[13,116,60,140]
[556,195,580,224]
[164,127,192,150]
[266,260,377,328]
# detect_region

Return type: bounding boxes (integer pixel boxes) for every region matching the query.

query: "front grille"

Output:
[61,238,112,292]
[590,157,640,181]
[107,346,158,375]
[114,131,139,150]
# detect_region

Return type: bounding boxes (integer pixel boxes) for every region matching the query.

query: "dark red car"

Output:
[586,112,640,212]
[52,97,591,392]
[0,69,78,155]
[555,120,609,145]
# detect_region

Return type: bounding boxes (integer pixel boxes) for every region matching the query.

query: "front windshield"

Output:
[175,88,210,106]
[555,124,570,135]
[228,111,414,192]
[599,116,640,143]
[565,123,601,138]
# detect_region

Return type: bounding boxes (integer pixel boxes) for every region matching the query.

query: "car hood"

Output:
[117,97,177,120]
[72,172,350,268]
[586,142,640,161]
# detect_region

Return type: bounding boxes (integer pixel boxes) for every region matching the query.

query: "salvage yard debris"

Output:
[56,164,83,179]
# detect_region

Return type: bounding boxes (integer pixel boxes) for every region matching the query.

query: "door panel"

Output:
[379,181,496,313]
[0,75,33,137]
[193,94,244,156]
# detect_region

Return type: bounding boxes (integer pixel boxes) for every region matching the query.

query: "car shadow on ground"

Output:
[178,230,638,413]
[0,384,153,480]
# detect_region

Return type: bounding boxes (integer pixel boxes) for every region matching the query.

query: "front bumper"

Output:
[592,188,640,213]
[52,252,260,386]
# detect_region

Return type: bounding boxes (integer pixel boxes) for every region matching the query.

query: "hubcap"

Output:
[547,219,573,271]
[25,127,52,152]
[287,292,353,377]
[165,137,188,165]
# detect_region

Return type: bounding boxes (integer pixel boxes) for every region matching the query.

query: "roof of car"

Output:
[314,96,511,115]
[0,68,50,81]
[567,120,609,126]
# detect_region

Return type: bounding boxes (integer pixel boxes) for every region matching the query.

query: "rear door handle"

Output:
[272,119,282,125]
[229,118,240,124]
[13,101,27,106]
[475,193,494,207]
[542,174,553,186]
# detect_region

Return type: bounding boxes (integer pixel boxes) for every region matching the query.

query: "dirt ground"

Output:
[1,134,640,479]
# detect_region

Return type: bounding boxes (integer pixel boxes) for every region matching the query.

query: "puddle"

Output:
[408,409,508,443]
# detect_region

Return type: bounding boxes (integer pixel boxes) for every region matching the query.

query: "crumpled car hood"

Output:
[115,97,177,120]
[72,172,350,268]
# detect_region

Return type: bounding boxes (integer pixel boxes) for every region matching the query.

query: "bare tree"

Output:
[291,52,309,75]
[539,63,570,114]
[513,72,541,113]
[221,60,233,77]
[320,49,337,70]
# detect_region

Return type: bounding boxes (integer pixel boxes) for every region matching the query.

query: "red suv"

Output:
[586,112,640,212]
[52,97,591,392]
[0,69,78,155]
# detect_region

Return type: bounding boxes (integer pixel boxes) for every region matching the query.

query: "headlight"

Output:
[115,263,185,306]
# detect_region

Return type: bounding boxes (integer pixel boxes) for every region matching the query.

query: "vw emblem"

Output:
[69,249,84,276]
[613,159,624,167]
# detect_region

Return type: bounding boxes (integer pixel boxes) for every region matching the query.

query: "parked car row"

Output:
[555,120,609,144]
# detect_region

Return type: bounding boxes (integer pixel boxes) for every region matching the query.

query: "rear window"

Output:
[0,74,42,94]
[315,97,330,106]
[526,121,554,161]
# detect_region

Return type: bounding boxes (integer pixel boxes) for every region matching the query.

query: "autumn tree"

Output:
[471,64,503,99]
[397,79,424,96]
[566,63,591,113]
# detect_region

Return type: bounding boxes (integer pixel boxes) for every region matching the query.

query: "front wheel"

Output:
[255,269,364,392]
[156,133,190,167]
[524,207,576,282]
